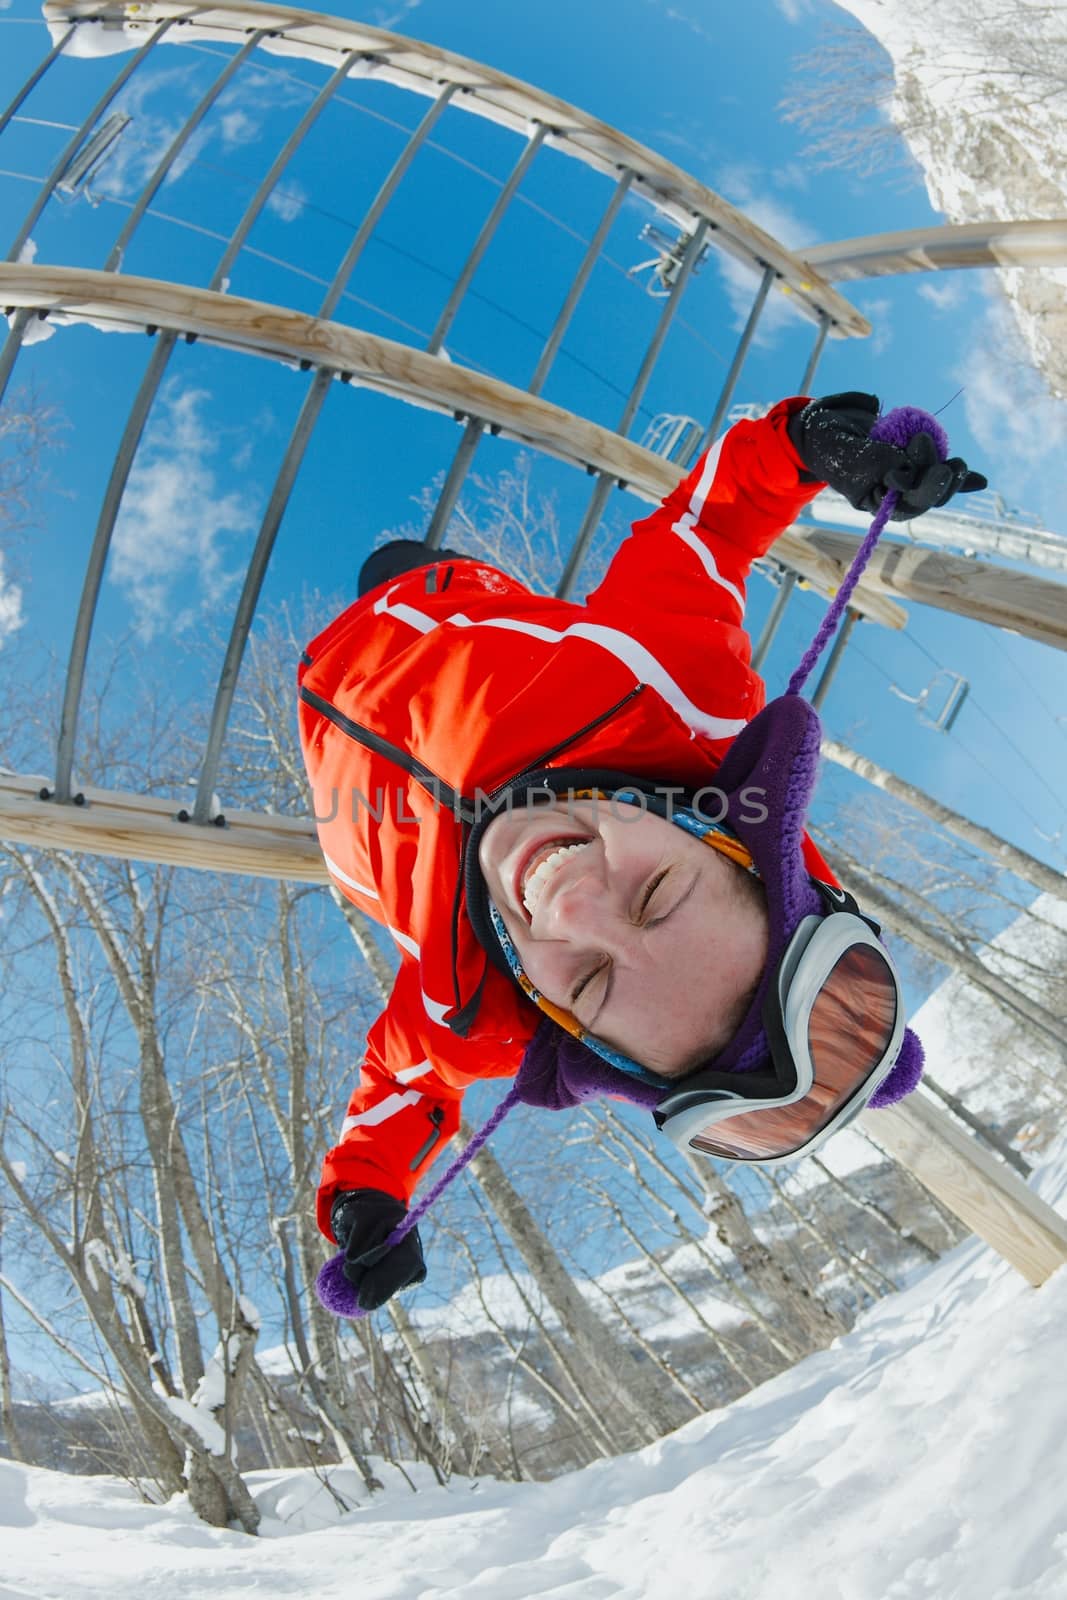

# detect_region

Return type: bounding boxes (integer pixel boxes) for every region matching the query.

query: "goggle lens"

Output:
[688,943,899,1160]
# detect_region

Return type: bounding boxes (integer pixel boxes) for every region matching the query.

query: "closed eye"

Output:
[571,870,671,1008]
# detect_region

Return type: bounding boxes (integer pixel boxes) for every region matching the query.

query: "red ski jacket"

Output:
[299,398,832,1238]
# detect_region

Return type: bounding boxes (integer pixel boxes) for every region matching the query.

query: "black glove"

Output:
[330,1189,427,1311]
[787,392,987,522]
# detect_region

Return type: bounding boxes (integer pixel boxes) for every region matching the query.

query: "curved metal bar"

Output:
[192,366,331,822]
[42,0,868,336]
[208,47,359,292]
[191,83,457,822]
[422,166,636,556]
[427,122,547,356]
[798,312,829,396]
[52,330,179,803]
[687,263,774,465]
[8,18,173,264]
[0,266,911,627]
[0,308,32,414]
[557,218,710,600]
[529,167,634,397]
[50,55,361,804]
[104,28,266,273]
[0,22,76,144]
[319,81,456,321]
[423,414,485,549]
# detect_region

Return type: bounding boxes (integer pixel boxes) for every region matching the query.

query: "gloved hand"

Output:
[787,392,987,522]
[330,1188,427,1311]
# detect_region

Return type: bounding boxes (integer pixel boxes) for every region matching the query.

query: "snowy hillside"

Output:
[4,894,1066,1597]
[4,1139,1067,1599]
[832,0,1067,398]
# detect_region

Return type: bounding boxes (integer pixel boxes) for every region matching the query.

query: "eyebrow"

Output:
[584,870,701,1032]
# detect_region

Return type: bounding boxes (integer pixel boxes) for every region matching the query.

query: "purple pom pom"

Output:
[868,1027,925,1108]
[315,1252,366,1320]
[869,406,949,460]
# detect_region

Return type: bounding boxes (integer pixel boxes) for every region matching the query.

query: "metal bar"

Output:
[798,312,830,395]
[0,23,76,145]
[427,122,547,357]
[421,167,636,553]
[0,308,32,413]
[424,415,486,549]
[810,606,858,711]
[208,49,359,292]
[750,567,797,673]
[528,168,634,396]
[104,29,265,273]
[191,84,460,823]
[557,219,710,600]
[321,82,456,321]
[192,369,332,822]
[47,58,360,801]
[53,331,179,804]
[8,18,173,263]
[684,263,775,466]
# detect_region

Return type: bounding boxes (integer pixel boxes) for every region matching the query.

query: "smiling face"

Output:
[477,798,769,1077]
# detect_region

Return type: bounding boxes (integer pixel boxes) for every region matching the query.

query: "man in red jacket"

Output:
[299,392,984,1310]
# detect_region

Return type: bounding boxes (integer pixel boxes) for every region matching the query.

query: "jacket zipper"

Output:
[300,684,474,820]
[409,1106,446,1170]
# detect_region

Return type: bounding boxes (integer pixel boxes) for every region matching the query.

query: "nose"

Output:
[533,862,631,950]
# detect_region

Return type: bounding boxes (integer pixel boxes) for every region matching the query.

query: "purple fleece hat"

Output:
[515,691,924,1113]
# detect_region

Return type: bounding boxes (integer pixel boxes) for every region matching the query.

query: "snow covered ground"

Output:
[5,1138,1067,1599]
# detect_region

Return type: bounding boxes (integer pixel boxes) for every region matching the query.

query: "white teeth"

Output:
[522,841,591,916]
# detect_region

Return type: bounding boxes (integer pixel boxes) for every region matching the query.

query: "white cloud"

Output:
[918,279,965,312]
[220,108,259,148]
[856,294,893,354]
[0,553,23,646]
[111,383,256,640]
[710,179,818,343]
[266,181,308,224]
[368,0,424,30]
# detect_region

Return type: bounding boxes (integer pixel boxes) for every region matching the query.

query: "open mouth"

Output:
[516,837,593,920]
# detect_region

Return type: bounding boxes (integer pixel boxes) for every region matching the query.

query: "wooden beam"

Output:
[803,527,1067,653]
[0,262,906,628]
[804,218,1067,282]
[44,0,869,337]
[0,772,329,883]
[859,1092,1067,1287]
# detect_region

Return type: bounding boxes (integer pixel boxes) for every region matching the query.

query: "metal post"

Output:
[750,567,797,674]
[682,263,775,467]
[529,168,634,396]
[320,82,455,321]
[53,332,178,804]
[49,52,362,804]
[420,167,637,551]
[8,18,173,264]
[207,50,359,293]
[427,123,547,356]
[104,30,266,273]
[424,415,486,548]
[810,606,858,711]
[192,84,458,823]
[0,308,32,414]
[557,219,710,600]
[798,311,830,395]
[0,23,76,144]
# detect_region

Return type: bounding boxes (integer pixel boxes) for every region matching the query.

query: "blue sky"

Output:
[1,0,1066,1012]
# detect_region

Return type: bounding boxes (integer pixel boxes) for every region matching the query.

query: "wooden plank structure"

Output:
[2,3,1066,1291]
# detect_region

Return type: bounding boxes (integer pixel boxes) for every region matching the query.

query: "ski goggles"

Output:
[653,883,905,1166]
